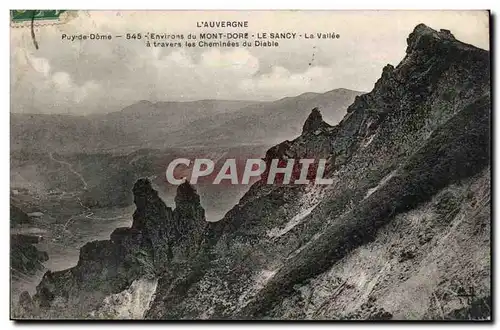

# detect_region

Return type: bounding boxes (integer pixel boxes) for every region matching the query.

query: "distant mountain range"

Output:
[11,89,363,153]
[164,88,362,148]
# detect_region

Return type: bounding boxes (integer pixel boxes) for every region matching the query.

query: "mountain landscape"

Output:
[10,100,256,153]
[11,89,361,153]
[10,88,360,217]
[10,69,361,313]
[11,24,491,320]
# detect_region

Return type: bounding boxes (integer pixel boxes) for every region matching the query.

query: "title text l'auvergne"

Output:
[196,21,249,28]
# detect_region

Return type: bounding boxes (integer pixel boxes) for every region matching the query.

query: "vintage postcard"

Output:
[10,10,491,320]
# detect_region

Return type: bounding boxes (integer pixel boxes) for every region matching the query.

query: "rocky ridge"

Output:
[145,24,490,320]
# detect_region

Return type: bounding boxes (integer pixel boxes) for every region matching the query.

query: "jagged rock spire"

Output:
[131,178,170,230]
[302,107,330,134]
[130,178,206,263]
[174,181,205,241]
[175,181,201,205]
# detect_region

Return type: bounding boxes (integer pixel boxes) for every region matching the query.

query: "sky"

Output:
[10,10,490,115]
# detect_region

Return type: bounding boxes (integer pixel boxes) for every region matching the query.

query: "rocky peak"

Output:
[132,178,157,209]
[406,23,457,54]
[347,24,488,117]
[175,181,201,206]
[174,181,204,223]
[302,107,331,134]
[129,178,205,248]
[131,178,170,230]
[173,182,206,244]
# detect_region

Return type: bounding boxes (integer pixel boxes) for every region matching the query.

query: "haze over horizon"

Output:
[11,10,489,115]
[10,88,365,117]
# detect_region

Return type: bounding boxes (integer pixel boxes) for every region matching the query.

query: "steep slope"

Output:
[10,204,50,310]
[144,24,490,320]
[269,166,490,320]
[11,234,48,277]
[95,99,260,149]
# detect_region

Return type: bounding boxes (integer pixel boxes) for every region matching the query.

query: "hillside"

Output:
[165,88,362,147]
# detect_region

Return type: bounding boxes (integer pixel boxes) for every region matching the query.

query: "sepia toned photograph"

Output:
[9,10,491,320]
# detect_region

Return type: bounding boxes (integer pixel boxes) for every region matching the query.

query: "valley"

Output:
[10,88,361,310]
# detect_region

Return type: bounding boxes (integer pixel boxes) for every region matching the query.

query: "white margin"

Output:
[2,1,498,329]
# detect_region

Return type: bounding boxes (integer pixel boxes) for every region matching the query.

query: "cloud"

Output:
[240,65,335,98]
[11,51,101,112]
[200,48,259,76]
[27,54,51,76]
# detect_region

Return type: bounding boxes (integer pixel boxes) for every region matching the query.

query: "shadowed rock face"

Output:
[10,204,48,299]
[130,178,174,268]
[302,107,332,134]
[131,178,169,230]
[174,182,205,236]
[10,204,31,228]
[11,235,49,276]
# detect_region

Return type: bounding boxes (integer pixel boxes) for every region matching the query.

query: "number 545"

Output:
[126,33,142,40]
